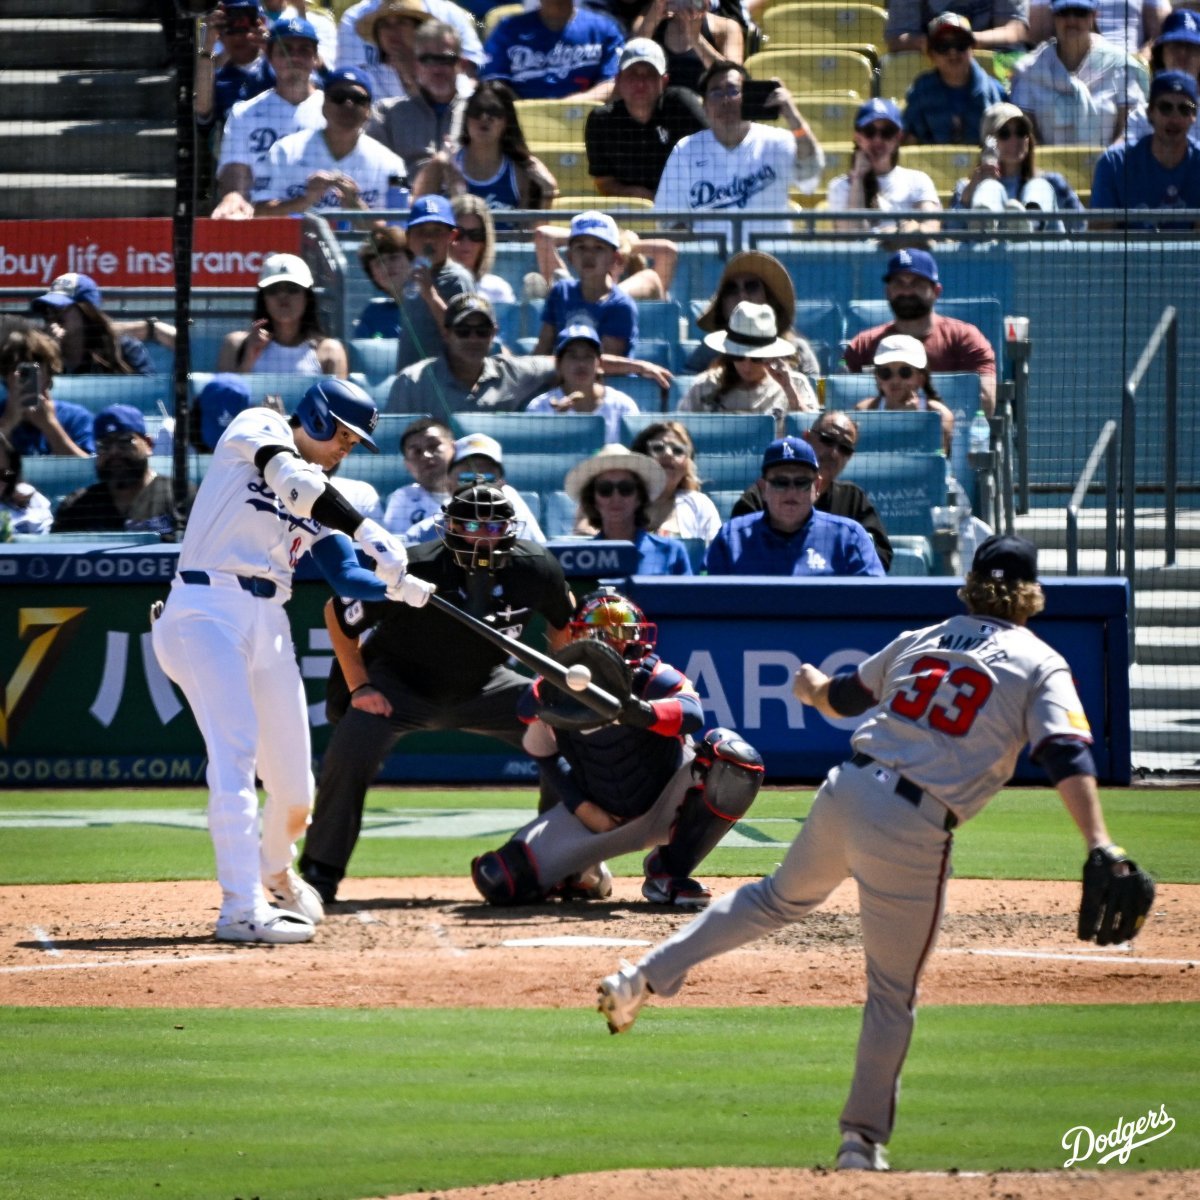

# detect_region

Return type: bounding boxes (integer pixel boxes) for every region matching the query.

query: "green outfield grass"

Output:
[0,786,1196,886]
[2,1003,1196,1200]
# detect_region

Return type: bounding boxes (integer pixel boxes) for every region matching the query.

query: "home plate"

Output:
[502,935,653,948]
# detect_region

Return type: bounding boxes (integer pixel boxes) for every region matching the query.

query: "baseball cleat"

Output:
[641,873,712,909]
[215,908,316,945]
[597,959,649,1034]
[265,868,326,924]
[835,1137,889,1171]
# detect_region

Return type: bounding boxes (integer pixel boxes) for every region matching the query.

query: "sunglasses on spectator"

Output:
[721,277,765,297]
[225,20,258,35]
[451,322,494,338]
[861,123,900,140]
[594,479,638,498]
[1054,5,1092,14]
[418,52,459,66]
[467,105,505,120]
[766,474,817,491]
[264,282,305,296]
[816,430,855,456]
[996,122,1031,140]
[328,88,371,107]
[932,38,972,53]
[456,519,508,535]
[874,365,917,380]
[455,225,487,243]
[646,439,689,458]
[1154,99,1198,117]
[706,85,743,101]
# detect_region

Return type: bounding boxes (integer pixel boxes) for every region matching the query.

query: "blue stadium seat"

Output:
[668,374,698,410]
[621,411,775,455]
[501,452,579,493]
[708,489,747,520]
[187,326,229,373]
[188,372,326,411]
[839,451,948,539]
[371,374,399,409]
[51,374,172,415]
[449,411,606,454]
[693,452,761,492]
[616,374,670,411]
[348,338,399,385]
[144,340,175,377]
[21,456,99,508]
[493,300,524,349]
[327,453,412,497]
[542,490,578,538]
[784,409,943,454]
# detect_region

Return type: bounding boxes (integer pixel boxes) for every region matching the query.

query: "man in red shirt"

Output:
[841,249,996,415]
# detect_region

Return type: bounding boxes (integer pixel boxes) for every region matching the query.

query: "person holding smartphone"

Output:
[0,324,94,458]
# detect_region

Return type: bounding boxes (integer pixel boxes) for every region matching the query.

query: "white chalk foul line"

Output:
[503,935,653,948]
[428,921,468,957]
[940,947,1198,967]
[30,927,62,957]
[0,953,242,975]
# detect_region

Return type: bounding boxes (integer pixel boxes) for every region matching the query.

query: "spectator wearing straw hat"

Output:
[564,445,693,575]
[704,437,884,577]
[679,300,817,435]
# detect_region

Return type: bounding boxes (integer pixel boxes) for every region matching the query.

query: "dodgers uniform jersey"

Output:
[654,125,805,248]
[217,89,326,191]
[252,129,408,210]
[381,483,448,535]
[177,408,336,601]
[852,613,1093,821]
[482,9,623,99]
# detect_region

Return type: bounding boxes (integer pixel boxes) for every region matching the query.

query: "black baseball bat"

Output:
[427,593,622,719]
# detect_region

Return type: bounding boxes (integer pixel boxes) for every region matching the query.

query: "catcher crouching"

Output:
[472,588,764,907]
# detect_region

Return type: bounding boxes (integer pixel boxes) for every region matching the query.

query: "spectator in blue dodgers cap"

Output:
[30,273,157,378]
[193,374,253,453]
[704,436,885,577]
[394,194,475,372]
[52,404,195,537]
[1091,69,1200,229]
[524,320,640,444]
[252,64,409,218]
[1009,0,1146,146]
[211,15,326,219]
[840,247,998,416]
[195,2,274,136]
[1119,10,1200,148]
[827,99,942,234]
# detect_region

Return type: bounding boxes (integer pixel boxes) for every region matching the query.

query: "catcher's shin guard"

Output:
[655,728,764,878]
[471,840,545,905]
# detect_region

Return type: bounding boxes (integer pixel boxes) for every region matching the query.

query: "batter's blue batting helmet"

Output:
[295,378,379,452]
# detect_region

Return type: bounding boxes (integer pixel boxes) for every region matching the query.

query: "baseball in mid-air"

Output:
[565,664,592,692]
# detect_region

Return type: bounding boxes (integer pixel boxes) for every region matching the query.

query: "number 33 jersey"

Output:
[851,614,1093,821]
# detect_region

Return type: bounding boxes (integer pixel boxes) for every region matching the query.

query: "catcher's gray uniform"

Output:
[632,612,1093,1148]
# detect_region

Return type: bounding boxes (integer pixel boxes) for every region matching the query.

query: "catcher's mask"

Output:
[435,483,520,571]
[568,587,656,662]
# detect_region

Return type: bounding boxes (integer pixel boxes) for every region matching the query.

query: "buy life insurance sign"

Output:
[0,218,302,289]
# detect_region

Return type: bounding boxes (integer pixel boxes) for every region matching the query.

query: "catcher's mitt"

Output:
[536,640,629,731]
[1077,845,1155,945]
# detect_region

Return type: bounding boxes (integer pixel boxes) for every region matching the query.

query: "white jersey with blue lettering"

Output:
[177,407,333,601]
[217,89,326,188]
[852,613,1092,822]
[252,128,407,211]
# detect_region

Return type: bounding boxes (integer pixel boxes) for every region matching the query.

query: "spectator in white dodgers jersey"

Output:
[212,16,327,219]
[597,533,1153,1174]
[252,67,408,215]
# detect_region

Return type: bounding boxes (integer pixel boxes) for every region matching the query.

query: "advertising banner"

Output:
[0,218,302,290]
[0,547,1130,787]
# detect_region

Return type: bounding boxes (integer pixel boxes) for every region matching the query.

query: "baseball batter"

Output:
[152,379,433,945]
[597,534,1154,1171]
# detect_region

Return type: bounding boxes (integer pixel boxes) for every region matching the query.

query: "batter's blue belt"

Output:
[179,570,277,599]
[849,752,957,831]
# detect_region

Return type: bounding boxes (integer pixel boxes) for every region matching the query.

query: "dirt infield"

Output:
[3,877,1196,1200]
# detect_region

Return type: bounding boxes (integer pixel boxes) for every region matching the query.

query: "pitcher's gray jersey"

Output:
[853,613,1092,821]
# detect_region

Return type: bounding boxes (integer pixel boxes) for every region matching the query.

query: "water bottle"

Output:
[403,255,430,301]
[386,174,409,211]
[968,409,991,471]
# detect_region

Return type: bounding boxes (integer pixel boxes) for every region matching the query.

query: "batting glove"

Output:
[387,574,436,608]
[354,518,408,588]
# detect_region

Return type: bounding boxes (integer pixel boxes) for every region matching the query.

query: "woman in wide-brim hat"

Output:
[680,301,818,436]
[687,251,820,385]
[355,0,430,102]
[563,445,691,577]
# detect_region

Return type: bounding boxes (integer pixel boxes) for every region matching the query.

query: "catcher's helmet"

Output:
[294,378,379,452]
[436,483,520,570]
[569,587,656,662]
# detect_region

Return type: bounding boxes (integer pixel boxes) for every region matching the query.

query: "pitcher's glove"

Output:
[1077,845,1155,945]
